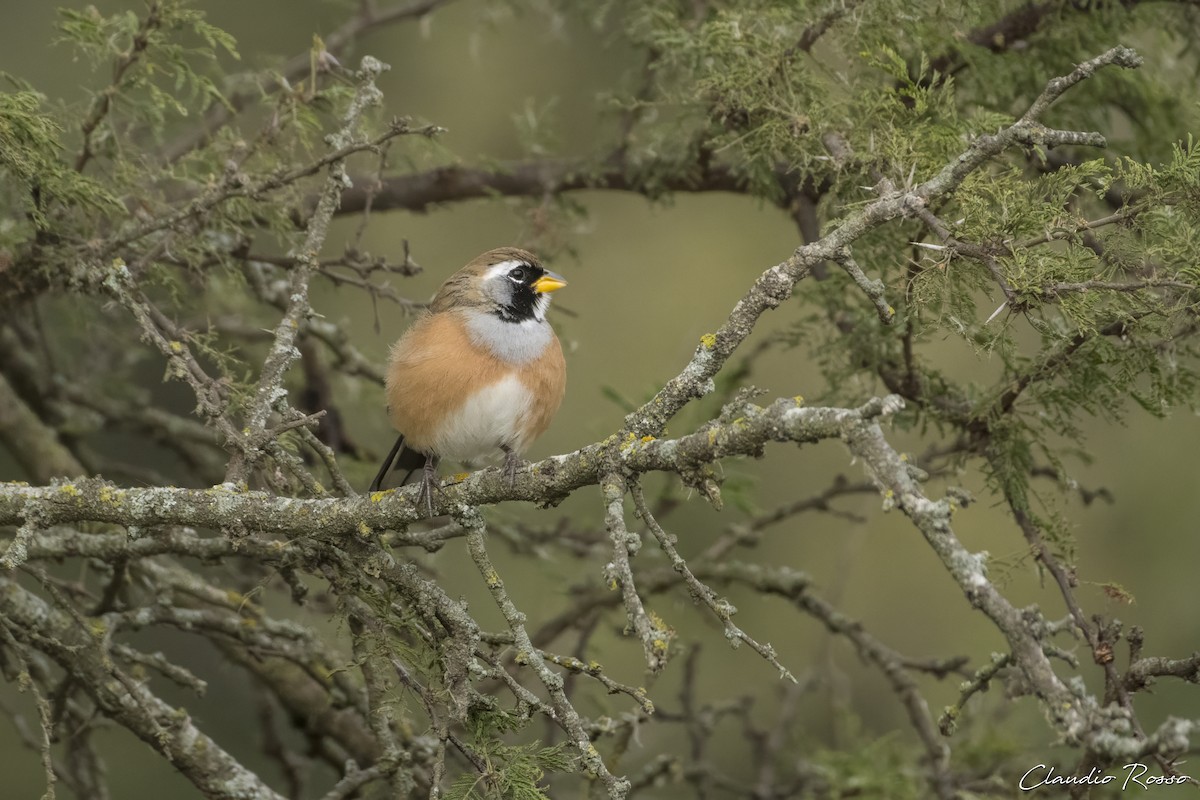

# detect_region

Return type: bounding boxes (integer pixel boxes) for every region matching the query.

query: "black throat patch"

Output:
[495,265,546,323]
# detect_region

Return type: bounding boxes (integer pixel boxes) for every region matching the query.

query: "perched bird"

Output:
[369,247,567,513]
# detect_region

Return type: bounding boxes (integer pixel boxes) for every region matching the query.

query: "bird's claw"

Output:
[501,446,524,487]
[417,455,442,517]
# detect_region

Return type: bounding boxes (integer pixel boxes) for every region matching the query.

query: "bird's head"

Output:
[433,247,566,322]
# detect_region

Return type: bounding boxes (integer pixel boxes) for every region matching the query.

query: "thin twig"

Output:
[630,481,796,682]
[602,472,672,673]
[459,508,631,800]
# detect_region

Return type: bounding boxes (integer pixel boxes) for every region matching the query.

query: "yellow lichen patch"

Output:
[357,521,372,537]
[59,484,80,497]
[98,486,125,505]
[484,569,501,589]
[453,472,471,481]
[640,435,655,443]
[792,394,805,405]
[369,490,391,503]
[169,341,183,354]
[699,333,717,348]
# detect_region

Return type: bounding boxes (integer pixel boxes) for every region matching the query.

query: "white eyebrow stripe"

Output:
[483,259,527,280]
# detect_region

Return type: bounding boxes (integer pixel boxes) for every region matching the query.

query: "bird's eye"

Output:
[507,266,527,282]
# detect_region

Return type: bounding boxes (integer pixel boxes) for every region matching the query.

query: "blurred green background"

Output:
[0,1,1197,796]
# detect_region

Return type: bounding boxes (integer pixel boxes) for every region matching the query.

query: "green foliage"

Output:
[3,0,1200,795]
[579,0,1200,558]
[444,699,573,800]
[57,2,238,131]
[799,721,926,800]
[0,0,390,432]
[0,90,119,227]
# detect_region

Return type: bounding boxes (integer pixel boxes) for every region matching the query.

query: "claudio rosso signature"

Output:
[1020,763,1192,791]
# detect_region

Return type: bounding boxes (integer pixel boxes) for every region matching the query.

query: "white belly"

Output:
[431,373,532,461]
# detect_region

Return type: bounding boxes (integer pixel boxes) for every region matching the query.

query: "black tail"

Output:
[369,434,426,492]
[369,435,404,493]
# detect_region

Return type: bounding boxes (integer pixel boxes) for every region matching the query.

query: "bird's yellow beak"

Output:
[532,271,567,293]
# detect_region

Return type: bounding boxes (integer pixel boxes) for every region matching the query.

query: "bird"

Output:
[369,247,567,514]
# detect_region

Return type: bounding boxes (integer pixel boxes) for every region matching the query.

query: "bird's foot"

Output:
[417,455,442,517]
[500,446,524,487]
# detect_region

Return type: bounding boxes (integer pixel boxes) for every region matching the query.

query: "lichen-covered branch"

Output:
[622,47,1141,439]
[0,396,900,533]
[459,507,631,799]
[0,15,1194,797]
[225,57,388,483]
[0,576,288,800]
[601,472,672,673]
[839,400,1195,763]
[629,481,794,681]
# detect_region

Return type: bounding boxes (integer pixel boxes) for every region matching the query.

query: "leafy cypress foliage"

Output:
[0,1,1197,798]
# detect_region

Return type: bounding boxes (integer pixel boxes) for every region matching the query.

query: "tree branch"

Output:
[0,576,287,800]
[158,0,460,164]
